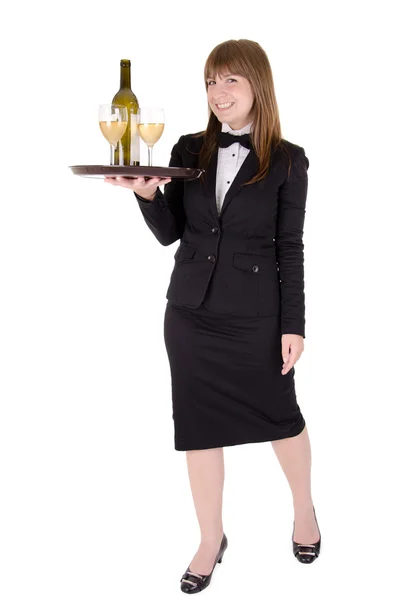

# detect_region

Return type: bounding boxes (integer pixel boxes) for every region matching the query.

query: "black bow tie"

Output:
[218,131,252,150]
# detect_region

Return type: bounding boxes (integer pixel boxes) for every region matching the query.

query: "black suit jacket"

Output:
[134,133,309,338]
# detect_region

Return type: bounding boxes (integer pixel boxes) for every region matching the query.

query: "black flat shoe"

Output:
[180,533,228,594]
[292,506,321,564]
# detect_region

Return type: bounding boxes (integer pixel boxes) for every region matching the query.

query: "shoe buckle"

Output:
[186,571,204,579]
[297,544,316,556]
[181,578,199,587]
[181,571,204,588]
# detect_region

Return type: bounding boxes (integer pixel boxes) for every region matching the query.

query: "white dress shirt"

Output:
[215,120,254,215]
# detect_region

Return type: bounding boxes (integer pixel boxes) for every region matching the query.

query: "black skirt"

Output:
[163,300,305,451]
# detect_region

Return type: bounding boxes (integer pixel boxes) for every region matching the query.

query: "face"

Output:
[206,71,255,130]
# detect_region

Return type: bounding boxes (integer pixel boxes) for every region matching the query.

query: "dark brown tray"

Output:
[69,165,204,181]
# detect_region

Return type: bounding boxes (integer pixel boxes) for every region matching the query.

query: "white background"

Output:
[1,0,396,598]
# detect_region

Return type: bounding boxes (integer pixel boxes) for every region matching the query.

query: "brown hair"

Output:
[188,39,291,186]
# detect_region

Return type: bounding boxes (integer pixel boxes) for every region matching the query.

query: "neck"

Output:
[228,122,248,130]
[225,116,253,131]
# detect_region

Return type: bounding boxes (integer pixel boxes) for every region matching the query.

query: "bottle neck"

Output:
[120,64,131,89]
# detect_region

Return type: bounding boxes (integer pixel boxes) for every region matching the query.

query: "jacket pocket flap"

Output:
[174,243,196,260]
[232,251,274,272]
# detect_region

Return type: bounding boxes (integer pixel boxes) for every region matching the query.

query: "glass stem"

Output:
[148,145,153,167]
[110,143,115,166]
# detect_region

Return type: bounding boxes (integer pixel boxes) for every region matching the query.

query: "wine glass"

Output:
[137,107,165,166]
[98,104,128,165]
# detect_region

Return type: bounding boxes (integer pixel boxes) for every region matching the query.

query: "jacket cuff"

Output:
[281,325,305,339]
[134,187,161,205]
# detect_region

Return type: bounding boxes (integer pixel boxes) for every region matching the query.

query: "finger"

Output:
[143,177,168,188]
[281,350,301,374]
[105,177,131,189]
[109,177,123,186]
[115,176,141,188]
[127,177,144,186]
[282,347,290,364]
[144,177,162,185]
[283,356,295,368]
[282,355,295,371]
[283,350,298,367]
[151,176,171,184]
[136,176,158,186]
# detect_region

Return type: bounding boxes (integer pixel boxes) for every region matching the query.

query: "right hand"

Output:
[104,176,172,200]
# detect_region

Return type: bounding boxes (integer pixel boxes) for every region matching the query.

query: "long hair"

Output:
[188,39,292,186]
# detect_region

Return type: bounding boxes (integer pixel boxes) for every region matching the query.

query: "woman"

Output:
[105,39,321,593]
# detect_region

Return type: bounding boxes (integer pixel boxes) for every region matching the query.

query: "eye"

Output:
[207,78,237,85]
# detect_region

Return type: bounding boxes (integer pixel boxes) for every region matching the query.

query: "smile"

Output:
[216,102,234,110]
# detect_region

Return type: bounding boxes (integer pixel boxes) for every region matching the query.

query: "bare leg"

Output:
[271,425,320,544]
[185,447,225,575]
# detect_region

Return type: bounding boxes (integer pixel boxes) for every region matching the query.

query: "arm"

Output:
[134,135,186,246]
[275,146,309,338]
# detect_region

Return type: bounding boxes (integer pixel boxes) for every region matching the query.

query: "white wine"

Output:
[129,114,140,164]
[111,59,140,165]
[138,122,165,145]
[99,120,127,145]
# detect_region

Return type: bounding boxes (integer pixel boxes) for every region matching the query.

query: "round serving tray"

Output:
[69,165,204,181]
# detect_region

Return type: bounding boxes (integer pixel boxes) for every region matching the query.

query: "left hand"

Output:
[281,334,304,375]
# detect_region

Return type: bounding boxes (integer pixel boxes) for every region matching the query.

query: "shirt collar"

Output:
[221,120,254,135]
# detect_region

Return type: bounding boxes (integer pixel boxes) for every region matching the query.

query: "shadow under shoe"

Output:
[180,533,228,594]
[292,506,321,564]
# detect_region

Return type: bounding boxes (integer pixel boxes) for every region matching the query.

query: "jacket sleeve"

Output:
[133,135,186,246]
[275,146,309,338]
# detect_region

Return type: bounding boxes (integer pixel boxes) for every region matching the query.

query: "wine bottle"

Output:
[111,59,140,165]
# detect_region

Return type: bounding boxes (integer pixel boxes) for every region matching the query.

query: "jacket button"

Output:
[252,265,259,272]
[211,227,219,234]
[207,255,216,263]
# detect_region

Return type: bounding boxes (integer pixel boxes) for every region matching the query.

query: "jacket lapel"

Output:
[203,149,219,222]
[204,148,260,220]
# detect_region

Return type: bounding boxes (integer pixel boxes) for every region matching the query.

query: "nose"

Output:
[208,81,229,102]
[210,90,229,103]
